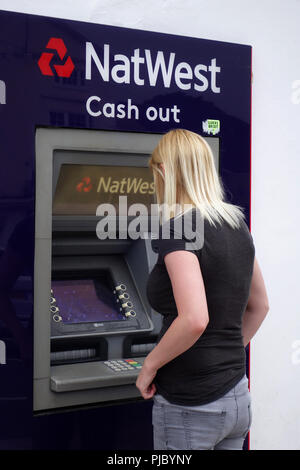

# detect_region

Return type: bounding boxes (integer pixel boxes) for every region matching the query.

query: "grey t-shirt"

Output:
[146,210,255,405]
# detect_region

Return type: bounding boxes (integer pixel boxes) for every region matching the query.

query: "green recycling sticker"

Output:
[202,119,220,135]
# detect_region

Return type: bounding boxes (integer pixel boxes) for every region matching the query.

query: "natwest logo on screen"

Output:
[38,38,75,77]
[76,177,93,193]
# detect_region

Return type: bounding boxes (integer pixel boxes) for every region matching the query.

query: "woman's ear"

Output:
[159,163,165,176]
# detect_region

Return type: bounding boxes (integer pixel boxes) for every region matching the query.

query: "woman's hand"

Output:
[136,360,157,400]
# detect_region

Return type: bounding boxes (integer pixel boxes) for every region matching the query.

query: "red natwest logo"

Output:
[76,177,93,193]
[38,38,75,77]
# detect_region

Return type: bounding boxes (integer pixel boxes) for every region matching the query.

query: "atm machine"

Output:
[34,128,219,411]
[34,129,161,410]
[0,9,251,449]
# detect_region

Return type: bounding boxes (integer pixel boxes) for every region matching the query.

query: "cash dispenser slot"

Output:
[50,336,108,366]
[123,335,158,358]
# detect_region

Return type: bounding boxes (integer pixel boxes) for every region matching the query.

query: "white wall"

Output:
[1,0,300,450]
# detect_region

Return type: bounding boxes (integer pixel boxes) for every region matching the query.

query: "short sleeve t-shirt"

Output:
[146,209,255,406]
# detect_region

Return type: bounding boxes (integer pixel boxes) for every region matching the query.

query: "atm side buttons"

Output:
[114,283,136,319]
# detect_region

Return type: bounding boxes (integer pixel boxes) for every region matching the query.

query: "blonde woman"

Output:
[136,129,269,450]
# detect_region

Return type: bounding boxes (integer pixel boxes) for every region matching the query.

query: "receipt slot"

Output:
[34,128,162,411]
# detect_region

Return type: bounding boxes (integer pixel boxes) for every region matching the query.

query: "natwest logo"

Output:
[38,38,75,78]
[76,177,93,193]
[85,43,221,93]
[37,38,221,94]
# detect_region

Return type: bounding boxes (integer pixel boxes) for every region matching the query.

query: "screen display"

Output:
[51,278,125,324]
[53,164,155,215]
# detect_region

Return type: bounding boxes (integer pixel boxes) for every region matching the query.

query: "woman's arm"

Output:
[242,257,269,347]
[136,250,209,399]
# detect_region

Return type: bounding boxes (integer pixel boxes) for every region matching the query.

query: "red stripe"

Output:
[248,45,253,451]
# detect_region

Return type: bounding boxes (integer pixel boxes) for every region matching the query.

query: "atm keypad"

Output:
[104,359,142,372]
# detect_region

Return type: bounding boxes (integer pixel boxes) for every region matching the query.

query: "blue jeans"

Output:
[152,374,252,450]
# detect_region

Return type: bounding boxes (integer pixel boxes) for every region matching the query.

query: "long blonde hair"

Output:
[149,128,244,228]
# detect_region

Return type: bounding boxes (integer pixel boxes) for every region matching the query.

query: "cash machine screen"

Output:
[53,164,155,215]
[52,278,125,324]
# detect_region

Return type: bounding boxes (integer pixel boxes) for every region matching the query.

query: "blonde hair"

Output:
[149,128,244,228]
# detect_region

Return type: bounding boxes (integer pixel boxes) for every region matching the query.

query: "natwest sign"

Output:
[85,42,221,93]
[38,37,221,94]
